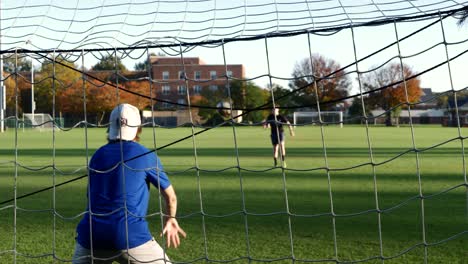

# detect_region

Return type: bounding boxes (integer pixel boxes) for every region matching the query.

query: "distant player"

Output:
[263,106,295,167]
[73,104,186,264]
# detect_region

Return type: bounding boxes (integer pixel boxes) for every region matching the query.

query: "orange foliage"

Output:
[364,63,422,110]
[56,77,153,120]
[3,72,31,113]
[119,80,153,110]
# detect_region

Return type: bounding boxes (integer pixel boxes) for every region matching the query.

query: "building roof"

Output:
[371,109,445,117]
[150,56,205,65]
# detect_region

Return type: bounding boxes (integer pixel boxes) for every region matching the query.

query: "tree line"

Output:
[2,53,423,127]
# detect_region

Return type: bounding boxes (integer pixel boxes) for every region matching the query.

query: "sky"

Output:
[165,15,468,95]
[2,0,468,96]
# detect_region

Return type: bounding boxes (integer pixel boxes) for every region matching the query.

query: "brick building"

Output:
[149,56,245,109]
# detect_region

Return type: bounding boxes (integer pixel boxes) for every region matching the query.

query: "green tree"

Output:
[267,83,295,116]
[229,80,269,123]
[196,80,268,125]
[196,86,228,125]
[457,7,468,26]
[134,52,157,71]
[2,54,31,73]
[439,90,468,127]
[347,97,371,123]
[91,54,127,72]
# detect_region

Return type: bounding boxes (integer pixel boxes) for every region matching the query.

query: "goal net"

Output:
[22,113,55,131]
[0,1,467,264]
[293,111,343,127]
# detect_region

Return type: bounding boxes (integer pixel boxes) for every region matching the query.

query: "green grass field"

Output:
[0,125,467,263]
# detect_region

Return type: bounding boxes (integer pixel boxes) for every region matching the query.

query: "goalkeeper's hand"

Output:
[161,218,186,248]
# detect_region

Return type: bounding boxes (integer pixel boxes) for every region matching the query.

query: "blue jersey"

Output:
[76,141,171,250]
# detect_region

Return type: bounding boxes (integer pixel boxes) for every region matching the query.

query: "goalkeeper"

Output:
[73,104,186,264]
[263,106,295,167]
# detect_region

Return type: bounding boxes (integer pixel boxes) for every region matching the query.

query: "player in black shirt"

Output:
[263,106,295,167]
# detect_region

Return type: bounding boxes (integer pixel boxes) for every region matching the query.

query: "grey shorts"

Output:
[72,238,170,264]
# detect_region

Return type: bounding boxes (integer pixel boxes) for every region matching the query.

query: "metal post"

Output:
[0,54,4,133]
[31,61,34,121]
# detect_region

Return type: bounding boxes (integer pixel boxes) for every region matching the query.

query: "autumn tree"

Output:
[289,54,351,110]
[362,62,422,126]
[35,57,82,113]
[1,53,32,116]
[119,81,152,110]
[3,71,31,115]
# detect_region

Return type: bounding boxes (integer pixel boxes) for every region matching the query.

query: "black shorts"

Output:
[270,132,284,145]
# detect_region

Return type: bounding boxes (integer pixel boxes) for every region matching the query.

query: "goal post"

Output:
[293,111,343,127]
[22,113,56,131]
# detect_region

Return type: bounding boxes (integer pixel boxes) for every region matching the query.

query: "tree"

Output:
[347,97,371,123]
[3,54,31,73]
[437,90,468,127]
[267,83,295,116]
[457,7,468,26]
[134,52,157,71]
[195,80,268,125]
[56,79,151,126]
[196,85,230,125]
[35,57,82,113]
[229,80,269,123]
[3,71,30,115]
[289,54,351,110]
[362,62,422,126]
[91,54,127,72]
[119,81,152,110]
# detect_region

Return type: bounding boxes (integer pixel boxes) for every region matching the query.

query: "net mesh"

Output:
[0,0,466,50]
[0,1,467,263]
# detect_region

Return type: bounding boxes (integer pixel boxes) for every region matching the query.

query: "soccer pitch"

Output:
[0,125,467,263]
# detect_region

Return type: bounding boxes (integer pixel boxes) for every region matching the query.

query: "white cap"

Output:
[108,104,141,141]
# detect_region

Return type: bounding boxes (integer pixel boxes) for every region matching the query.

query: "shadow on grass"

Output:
[0,146,465,159]
[0,170,466,263]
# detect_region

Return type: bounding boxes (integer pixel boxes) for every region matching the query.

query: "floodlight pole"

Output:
[31,60,34,120]
[26,40,35,121]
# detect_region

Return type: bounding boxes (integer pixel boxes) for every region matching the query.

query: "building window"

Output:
[210,71,217,80]
[178,85,186,95]
[177,99,186,108]
[193,85,201,95]
[162,102,170,109]
[194,71,201,80]
[226,70,233,77]
[162,85,170,95]
[209,85,218,91]
[162,71,169,80]
[178,71,185,80]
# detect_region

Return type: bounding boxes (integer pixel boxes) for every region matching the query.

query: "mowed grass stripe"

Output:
[0,125,466,263]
